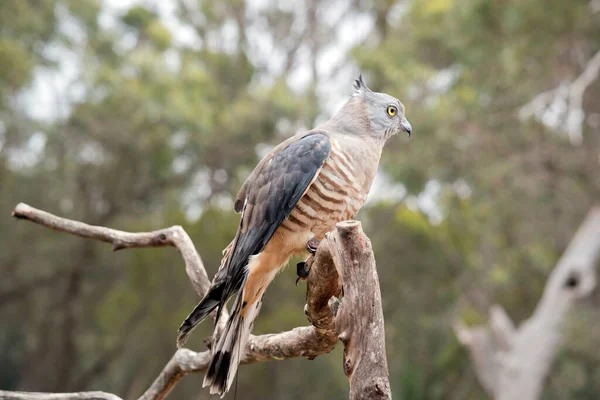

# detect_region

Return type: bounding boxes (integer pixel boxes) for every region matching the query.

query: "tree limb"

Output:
[9,203,345,400]
[12,203,210,299]
[519,50,600,145]
[0,391,123,400]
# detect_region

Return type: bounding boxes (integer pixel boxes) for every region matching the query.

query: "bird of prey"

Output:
[177,75,412,396]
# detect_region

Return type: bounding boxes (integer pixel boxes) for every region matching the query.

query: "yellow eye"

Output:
[387,106,397,117]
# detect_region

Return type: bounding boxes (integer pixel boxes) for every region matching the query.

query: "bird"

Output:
[176,75,412,397]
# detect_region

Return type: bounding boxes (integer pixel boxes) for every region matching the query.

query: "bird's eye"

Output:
[387,106,398,117]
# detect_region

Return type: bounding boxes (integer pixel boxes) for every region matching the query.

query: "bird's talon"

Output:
[296,261,310,285]
[297,261,309,278]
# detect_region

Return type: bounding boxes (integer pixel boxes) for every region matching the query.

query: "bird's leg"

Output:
[307,237,320,255]
[296,238,321,285]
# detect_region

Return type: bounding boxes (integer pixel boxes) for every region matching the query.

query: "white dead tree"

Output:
[1,203,391,400]
[455,207,600,400]
[519,50,600,145]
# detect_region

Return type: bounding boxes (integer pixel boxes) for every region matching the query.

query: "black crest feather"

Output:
[353,74,371,94]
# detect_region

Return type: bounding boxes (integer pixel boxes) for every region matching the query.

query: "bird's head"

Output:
[347,75,412,141]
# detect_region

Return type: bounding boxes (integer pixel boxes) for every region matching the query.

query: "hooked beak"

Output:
[400,117,412,138]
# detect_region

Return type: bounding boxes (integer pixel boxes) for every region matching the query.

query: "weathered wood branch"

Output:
[9,204,379,400]
[331,221,392,400]
[12,203,210,299]
[0,391,123,400]
[455,207,600,400]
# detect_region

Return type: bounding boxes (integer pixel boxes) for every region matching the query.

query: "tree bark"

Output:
[331,221,392,400]
[455,207,600,400]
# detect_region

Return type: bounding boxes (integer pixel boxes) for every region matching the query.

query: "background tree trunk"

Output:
[455,207,600,400]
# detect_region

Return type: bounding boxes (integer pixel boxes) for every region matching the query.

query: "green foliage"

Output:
[121,6,157,31]
[0,39,33,89]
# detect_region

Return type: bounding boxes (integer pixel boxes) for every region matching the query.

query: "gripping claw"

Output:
[296,261,310,285]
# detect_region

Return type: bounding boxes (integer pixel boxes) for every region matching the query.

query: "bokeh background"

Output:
[1,0,599,399]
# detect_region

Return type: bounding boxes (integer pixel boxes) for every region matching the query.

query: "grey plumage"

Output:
[177,75,411,397]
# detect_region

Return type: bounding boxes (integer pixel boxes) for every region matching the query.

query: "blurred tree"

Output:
[354,0,600,398]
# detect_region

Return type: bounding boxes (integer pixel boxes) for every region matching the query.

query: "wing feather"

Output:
[217,131,331,308]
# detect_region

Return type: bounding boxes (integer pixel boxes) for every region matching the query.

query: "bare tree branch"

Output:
[12,202,210,299]
[0,391,123,400]
[565,49,600,144]
[456,206,600,400]
[519,50,600,145]
[8,203,351,400]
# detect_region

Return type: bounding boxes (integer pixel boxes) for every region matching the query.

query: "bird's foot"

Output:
[307,237,320,255]
[296,239,320,285]
[296,261,310,286]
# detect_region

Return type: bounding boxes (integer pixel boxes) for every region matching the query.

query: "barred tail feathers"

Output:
[177,239,237,348]
[203,290,263,396]
[196,249,282,396]
[176,284,224,348]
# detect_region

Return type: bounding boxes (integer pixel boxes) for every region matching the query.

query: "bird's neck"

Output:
[326,131,383,195]
[320,99,371,137]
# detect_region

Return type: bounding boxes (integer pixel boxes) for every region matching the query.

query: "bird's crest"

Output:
[353,74,372,96]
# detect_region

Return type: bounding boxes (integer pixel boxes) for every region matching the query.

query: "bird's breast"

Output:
[280,140,373,240]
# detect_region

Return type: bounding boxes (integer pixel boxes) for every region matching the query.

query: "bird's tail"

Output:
[177,240,238,348]
[203,287,263,397]
[177,284,225,348]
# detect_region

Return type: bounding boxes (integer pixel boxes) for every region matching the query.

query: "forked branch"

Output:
[12,203,210,299]
[7,203,351,400]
